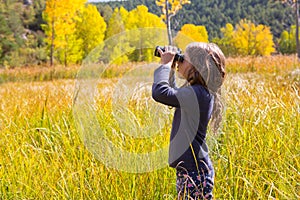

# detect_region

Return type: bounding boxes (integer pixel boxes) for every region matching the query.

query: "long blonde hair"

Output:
[185,42,226,134]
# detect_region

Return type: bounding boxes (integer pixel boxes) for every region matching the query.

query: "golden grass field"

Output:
[0,55,299,199]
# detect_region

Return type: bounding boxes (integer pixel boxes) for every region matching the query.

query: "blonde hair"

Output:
[185,42,226,134]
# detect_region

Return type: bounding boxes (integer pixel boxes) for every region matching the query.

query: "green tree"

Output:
[0,12,16,66]
[5,1,24,47]
[27,0,46,32]
[0,0,48,67]
[280,0,300,59]
[278,25,297,54]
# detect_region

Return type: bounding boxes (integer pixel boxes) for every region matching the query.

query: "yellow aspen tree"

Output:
[76,4,107,58]
[105,7,129,39]
[42,0,86,66]
[42,0,58,66]
[255,25,276,56]
[126,5,165,28]
[126,5,165,61]
[156,0,190,45]
[234,20,275,56]
[105,7,131,65]
[174,23,208,50]
[218,23,236,56]
[234,21,254,55]
[105,5,166,63]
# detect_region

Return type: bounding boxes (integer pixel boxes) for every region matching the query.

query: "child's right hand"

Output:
[159,46,177,66]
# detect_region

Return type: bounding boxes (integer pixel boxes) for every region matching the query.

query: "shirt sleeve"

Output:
[152,64,179,107]
[152,65,197,109]
[168,68,177,89]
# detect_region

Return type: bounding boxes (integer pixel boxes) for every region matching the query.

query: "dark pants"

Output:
[176,169,214,200]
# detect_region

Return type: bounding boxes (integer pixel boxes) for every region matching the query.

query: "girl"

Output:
[152,42,226,199]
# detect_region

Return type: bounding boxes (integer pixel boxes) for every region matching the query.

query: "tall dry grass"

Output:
[0,55,299,199]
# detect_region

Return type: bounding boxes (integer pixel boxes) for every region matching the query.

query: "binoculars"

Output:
[154,46,184,62]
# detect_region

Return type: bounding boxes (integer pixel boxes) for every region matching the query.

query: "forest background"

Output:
[0,0,299,67]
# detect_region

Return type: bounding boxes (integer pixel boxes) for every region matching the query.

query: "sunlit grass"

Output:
[213,72,299,199]
[226,54,298,74]
[0,55,299,199]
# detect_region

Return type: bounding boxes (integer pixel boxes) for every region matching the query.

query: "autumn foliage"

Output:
[42,1,278,66]
[156,0,190,20]
[174,24,208,50]
[42,0,88,66]
[216,19,275,57]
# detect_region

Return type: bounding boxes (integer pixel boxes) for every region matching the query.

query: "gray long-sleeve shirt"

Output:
[152,64,214,173]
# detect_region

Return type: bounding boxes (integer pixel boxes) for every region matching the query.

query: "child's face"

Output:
[177,53,193,80]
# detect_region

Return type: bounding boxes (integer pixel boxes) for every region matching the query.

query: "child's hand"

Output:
[159,46,178,66]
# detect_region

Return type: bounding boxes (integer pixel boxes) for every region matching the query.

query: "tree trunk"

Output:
[165,0,172,45]
[296,0,300,60]
[50,20,54,66]
[64,35,68,67]
[64,51,67,67]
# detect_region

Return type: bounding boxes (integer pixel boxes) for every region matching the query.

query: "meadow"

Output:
[0,55,299,199]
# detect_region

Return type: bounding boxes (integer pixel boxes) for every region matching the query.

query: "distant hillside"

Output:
[95,0,294,40]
